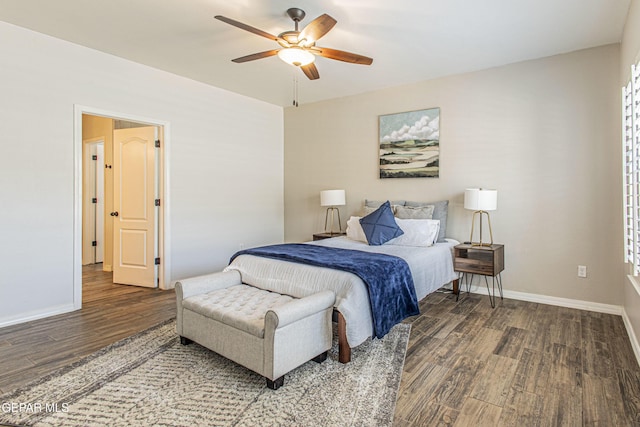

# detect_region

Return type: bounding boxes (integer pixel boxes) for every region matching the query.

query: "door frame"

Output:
[73,105,172,309]
[82,137,104,265]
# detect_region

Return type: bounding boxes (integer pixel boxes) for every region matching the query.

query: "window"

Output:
[623,63,640,275]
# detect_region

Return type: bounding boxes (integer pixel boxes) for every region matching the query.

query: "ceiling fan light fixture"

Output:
[278,47,315,67]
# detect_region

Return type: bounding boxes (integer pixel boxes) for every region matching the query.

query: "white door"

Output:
[113,127,157,287]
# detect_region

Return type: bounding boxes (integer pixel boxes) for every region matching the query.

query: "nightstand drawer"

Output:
[454,258,496,275]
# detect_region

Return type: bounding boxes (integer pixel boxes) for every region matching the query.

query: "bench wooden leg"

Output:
[337,312,351,364]
[452,278,459,295]
[180,336,193,345]
[266,376,284,390]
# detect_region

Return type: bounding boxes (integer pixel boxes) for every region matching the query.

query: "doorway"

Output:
[73,105,171,310]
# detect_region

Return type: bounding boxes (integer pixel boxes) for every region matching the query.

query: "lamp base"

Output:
[469,210,494,247]
[324,207,342,234]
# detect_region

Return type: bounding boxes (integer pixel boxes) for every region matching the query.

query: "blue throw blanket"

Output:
[229,244,419,339]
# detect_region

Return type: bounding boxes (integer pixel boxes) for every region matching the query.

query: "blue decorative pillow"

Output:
[359,201,404,246]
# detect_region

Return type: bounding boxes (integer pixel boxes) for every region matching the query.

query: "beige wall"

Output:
[621,0,640,355]
[82,115,113,270]
[285,44,622,305]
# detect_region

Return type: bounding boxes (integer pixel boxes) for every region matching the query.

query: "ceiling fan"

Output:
[214,8,373,80]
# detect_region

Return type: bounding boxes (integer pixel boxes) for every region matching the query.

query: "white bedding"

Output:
[224,237,459,348]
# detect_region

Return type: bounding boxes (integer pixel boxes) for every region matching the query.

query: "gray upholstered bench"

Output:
[175,270,335,389]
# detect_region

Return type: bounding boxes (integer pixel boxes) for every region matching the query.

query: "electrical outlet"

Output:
[578,265,587,278]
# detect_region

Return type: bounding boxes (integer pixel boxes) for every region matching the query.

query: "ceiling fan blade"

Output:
[299,14,337,44]
[231,49,280,63]
[215,15,280,42]
[300,63,320,80]
[315,47,373,65]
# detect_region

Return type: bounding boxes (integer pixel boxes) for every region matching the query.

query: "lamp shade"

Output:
[320,189,346,207]
[464,188,497,211]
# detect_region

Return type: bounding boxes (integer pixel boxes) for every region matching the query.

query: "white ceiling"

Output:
[0,0,631,107]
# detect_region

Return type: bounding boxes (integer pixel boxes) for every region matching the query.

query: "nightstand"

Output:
[454,243,504,308]
[313,232,346,241]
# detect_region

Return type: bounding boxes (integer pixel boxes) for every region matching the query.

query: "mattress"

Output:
[224,236,459,348]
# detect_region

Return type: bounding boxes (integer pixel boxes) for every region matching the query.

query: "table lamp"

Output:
[320,189,346,234]
[464,188,497,246]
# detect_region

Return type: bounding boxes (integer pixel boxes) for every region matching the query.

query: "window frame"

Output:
[623,63,640,275]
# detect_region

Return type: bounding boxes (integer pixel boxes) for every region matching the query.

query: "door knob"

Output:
[110,211,119,217]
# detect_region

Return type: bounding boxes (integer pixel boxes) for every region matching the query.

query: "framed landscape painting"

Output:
[379,108,440,178]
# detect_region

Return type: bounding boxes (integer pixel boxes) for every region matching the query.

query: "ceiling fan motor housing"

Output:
[286,8,306,29]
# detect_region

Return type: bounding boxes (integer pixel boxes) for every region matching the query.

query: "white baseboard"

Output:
[460,284,623,315]
[622,307,640,368]
[0,304,77,329]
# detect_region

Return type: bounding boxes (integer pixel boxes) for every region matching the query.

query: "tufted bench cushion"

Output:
[175,270,335,390]
[182,284,294,338]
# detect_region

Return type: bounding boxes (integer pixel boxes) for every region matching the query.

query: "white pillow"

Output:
[388,219,440,247]
[346,216,368,243]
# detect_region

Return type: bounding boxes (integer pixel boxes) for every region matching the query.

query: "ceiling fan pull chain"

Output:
[293,75,299,107]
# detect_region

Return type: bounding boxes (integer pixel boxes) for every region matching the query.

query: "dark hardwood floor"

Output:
[0,264,176,394]
[1,267,639,426]
[395,291,640,426]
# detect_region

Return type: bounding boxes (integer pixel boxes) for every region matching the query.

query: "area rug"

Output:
[0,319,410,427]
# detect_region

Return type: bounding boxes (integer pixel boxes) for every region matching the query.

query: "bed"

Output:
[224,199,459,362]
